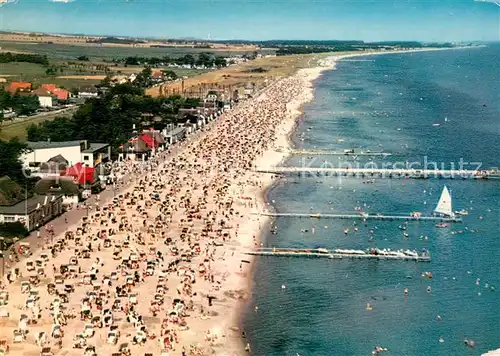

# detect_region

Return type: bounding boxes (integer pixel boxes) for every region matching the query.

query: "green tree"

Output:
[0,222,29,239]
[161,70,178,80]
[214,56,227,68]
[134,67,153,89]
[0,138,29,183]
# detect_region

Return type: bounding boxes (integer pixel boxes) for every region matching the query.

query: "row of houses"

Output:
[0,103,227,233]
[0,176,64,232]
[119,104,223,160]
[4,81,99,109]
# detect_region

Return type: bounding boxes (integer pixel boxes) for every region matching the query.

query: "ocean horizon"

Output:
[244,45,500,356]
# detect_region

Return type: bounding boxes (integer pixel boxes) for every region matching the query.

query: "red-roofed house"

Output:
[152,71,164,82]
[138,133,161,149]
[53,88,70,101]
[41,84,57,92]
[40,84,70,102]
[7,81,32,94]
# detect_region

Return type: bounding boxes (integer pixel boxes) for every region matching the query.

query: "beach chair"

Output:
[83,324,94,338]
[12,330,24,343]
[51,325,62,339]
[0,292,8,306]
[128,294,137,304]
[84,346,96,356]
[25,297,36,309]
[0,307,9,318]
[40,347,53,356]
[26,260,35,272]
[106,330,119,345]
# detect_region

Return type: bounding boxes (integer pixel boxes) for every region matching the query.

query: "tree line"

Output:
[0,52,49,66]
[121,53,227,68]
[0,88,40,117]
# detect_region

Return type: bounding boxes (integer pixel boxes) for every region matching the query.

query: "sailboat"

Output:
[434,186,454,227]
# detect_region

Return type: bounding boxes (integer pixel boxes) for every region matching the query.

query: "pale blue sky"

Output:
[0,0,499,42]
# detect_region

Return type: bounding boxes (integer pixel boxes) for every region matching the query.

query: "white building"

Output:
[78,86,99,98]
[37,95,53,108]
[21,140,111,172]
[32,88,54,108]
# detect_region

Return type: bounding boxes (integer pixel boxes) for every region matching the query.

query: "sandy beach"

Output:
[0,47,468,356]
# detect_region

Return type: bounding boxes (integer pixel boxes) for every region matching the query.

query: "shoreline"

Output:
[0,45,486,356]
[239,45,478,353]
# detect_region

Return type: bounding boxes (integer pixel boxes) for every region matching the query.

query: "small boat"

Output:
[454,209,468,216]
[432,123,441,127]
[436,222,449,228]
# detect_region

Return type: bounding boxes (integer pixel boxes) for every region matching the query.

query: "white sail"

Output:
[434,186,453,217]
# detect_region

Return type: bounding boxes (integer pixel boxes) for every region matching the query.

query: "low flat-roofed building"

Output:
[23,140,86,168]
[81,142,111,168]
[165,126,187,145]
[0,194,63,231]
[0,176,63,231]
[34,177,81,206]
[22,140,111,172]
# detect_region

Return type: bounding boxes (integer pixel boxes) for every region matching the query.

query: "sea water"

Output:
[243,46,500,356]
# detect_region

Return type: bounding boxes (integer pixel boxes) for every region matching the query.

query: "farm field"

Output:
[147,53,331,97]
[0,41,271,61]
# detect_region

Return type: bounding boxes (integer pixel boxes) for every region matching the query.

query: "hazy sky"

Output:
[0,0,499,42]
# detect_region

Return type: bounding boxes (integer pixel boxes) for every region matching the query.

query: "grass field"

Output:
[0,41,272,61]
[0,107,78,141]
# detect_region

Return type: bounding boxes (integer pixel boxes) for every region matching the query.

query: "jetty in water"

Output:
[246,247,431,262]
[278,148,392,157]
[256,167,500,180]
[258,212,462,223]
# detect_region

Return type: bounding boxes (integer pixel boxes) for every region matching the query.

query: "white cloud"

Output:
[474,0,500,7]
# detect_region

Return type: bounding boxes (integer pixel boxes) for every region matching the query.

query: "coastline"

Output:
[0,46,488,356]
[238,45,479,353]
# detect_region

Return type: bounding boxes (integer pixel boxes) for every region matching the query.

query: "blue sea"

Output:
[243,46,500,356]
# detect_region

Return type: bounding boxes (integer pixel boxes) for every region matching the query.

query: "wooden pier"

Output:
[279,149,392,157]
[258,212,461,222]
[246,247,431,262]
[256,166,500,180]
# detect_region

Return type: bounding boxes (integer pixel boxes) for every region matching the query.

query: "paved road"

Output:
[1,106,79,127]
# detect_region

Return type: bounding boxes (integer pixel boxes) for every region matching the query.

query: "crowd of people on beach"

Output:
[0,67,321,356]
